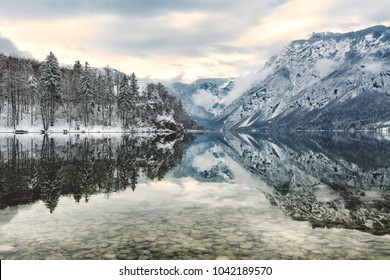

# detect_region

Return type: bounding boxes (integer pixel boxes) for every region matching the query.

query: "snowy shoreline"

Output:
[0,128,184,135]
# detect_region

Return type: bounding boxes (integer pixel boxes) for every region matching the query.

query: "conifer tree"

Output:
[129,72,140,123]
[28,75,38,126]
[39,52,61,130]
[103,66,116,126]
[117,74,131,128]
[79,62,94,126]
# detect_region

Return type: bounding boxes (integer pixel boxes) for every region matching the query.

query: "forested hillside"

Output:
[0,52,195,132]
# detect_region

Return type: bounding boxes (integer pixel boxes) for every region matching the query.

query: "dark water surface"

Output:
[0,132,389,259]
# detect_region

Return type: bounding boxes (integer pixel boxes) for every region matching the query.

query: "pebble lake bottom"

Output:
[0,132,389,260]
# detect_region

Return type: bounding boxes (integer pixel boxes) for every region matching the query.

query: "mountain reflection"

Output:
[212,131,390,235]
[0,133,194,213]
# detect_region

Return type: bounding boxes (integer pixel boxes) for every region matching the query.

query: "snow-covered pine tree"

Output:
[103,66,116,126]
[73,60,83,76]
[79,62,95,127]
[72,60,83,102]
[27,75,38,126]
[117,74,131,129]
[129,72,140,126]
[39,52,61,130]
[69,60,83,128]
[0,55,5,115]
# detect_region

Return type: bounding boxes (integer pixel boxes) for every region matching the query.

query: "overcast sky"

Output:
[0,0,389,82]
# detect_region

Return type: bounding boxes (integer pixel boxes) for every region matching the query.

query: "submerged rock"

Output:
[216,255,231,260]
[0,244,17,254]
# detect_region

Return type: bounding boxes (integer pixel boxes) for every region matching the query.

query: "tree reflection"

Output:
[0,133,194,212]
[39,136,62,213]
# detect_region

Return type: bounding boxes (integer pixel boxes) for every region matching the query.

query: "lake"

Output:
[0,131,389,260]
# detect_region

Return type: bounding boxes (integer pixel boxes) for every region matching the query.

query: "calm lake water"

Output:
[0,131,389,260]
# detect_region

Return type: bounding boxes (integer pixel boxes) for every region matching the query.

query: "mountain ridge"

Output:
[212,25,390,131]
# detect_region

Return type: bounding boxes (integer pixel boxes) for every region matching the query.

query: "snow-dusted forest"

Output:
[0,52,195,132]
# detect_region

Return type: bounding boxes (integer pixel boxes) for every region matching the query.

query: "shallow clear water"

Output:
[0,132,389,259]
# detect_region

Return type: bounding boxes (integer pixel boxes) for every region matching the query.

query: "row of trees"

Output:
[0,52,195,130]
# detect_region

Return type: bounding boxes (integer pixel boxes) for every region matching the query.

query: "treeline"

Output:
[0,52,195,131]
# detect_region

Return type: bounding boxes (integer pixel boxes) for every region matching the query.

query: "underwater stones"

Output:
[144,235,158,242]
[240,242,254,250]
[138,254,150,260]
[132,237,144,243]
[213,238,228,245]
[103,252,117,260]
[192,245,208,252]
[226,235,246,244]
[220,227,236,233]
[216,255,233,260]
[0,244,17,254]
[98,243,110,248]
[180,254,194,259]
[45,254,67,260]
[71,252,87,259]
[84,253,95,259]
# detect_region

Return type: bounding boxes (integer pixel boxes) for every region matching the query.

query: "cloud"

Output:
[364,62,383,74]
[323,0,390,23]
[192,89,216,109]
[0,36,19,54]
[100,19,235,58]
[224,66,275,106]
[0,0,389,83]
[0,1,284,59]
[224,73,258,106]
[192,153,217,171]
[0,0,281,19]
[0,35,31,57]
[315,59,339,78]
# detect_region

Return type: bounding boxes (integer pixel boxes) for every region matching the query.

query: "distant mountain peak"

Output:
[305,25,389,42]
[168,78,235,126]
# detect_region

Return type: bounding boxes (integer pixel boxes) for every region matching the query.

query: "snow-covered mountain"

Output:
[213,25,390,131]
[168,78,234,126]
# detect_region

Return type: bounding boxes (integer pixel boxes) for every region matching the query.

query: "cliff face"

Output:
[213,26,390,131]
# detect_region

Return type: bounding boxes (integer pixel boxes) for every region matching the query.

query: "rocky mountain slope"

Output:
[213,25,390,131]
[168,78,234,126]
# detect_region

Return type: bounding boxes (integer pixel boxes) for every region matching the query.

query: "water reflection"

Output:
[0,132,389,259]
[213,131,390,235]
[0,133,194,213]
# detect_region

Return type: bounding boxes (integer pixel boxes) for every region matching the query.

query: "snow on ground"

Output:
[156,113,175,123]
